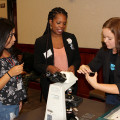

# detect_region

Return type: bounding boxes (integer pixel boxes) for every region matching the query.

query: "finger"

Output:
[83,67,92,73]
[77,70,81,73]
[20,63,24,66]
[85,72,89,77]
[77,67,83,73]
[95,72,97,77]
[80,69,88,74]
[17,66,23,72]
[57,68,61,72]
[85,72,90,80]
[77,69,85,74]
[68,68,72,72]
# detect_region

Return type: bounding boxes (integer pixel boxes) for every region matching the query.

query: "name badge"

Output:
[43,49,52,58]
[17,82,22,90]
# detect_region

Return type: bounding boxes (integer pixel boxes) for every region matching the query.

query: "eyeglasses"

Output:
[9,33,15,37]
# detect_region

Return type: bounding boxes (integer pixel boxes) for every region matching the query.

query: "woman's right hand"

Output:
[77,64,92,74]
[46,65,61,74]
[8,63,24,77]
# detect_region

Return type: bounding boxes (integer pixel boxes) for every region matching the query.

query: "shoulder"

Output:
[36,34,47,42]
[63,32,77,43]
[63,32,76,38]
[97,47,111,58]
[35,34,48,45]
[99,47,111,53]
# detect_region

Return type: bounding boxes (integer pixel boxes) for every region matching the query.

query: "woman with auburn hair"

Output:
[78,17,120,105]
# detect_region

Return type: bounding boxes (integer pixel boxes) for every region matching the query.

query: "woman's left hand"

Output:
[85,72,98,89]
[19,101,22,112]
[67,65,75,74]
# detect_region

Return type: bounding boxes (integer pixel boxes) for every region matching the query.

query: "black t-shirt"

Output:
[109,52,118,84]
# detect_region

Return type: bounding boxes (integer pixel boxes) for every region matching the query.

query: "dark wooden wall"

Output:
[77,48,103,98]
[15,44,103,98]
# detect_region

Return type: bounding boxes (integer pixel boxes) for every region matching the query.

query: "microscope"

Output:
[44,71,83,120]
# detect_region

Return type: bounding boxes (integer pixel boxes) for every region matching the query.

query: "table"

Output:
[15,98,114,120]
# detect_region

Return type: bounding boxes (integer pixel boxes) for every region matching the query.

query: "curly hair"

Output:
[43,7,68,35]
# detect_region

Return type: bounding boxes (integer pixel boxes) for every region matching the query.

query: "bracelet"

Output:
[6,72,12,78]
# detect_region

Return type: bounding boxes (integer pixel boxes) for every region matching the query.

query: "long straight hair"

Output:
[0,18,15,56]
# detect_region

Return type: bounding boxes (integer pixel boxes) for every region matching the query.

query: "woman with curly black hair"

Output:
[34,7,81,101]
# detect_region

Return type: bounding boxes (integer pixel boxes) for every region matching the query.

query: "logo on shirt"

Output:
[110,63,115,71]
[66,38,74,50]
[43,49,52,58]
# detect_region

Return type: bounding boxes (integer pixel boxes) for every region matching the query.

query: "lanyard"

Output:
[2,55,15,67]
[3,55,19,79]
[4,56,15,67]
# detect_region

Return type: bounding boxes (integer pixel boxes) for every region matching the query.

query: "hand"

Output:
[85,72,98,88]
[8,63,24,77]
[19,101,22,112]
[67,65,75,74]
[17,55,23,62]
[21,71,27,75]
[77,64,92,74]
[47,65,61,74]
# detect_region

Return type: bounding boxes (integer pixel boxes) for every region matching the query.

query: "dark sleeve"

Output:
[71,34,81,72]
[34,38,47,74]
[116,83,120,94]
[88,48,104,72]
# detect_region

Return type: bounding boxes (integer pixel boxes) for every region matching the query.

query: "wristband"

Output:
[7,72,12,78]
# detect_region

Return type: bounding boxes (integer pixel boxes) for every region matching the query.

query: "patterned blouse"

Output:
[0,56,27,105]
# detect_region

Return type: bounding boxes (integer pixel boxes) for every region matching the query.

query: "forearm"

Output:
[0,72,11,90]
[95,83,119,94]
[19,101,22,112]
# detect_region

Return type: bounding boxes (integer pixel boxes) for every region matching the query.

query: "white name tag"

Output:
[10,112,16,120]
[43,49,52,58]
[17,82,22,90]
